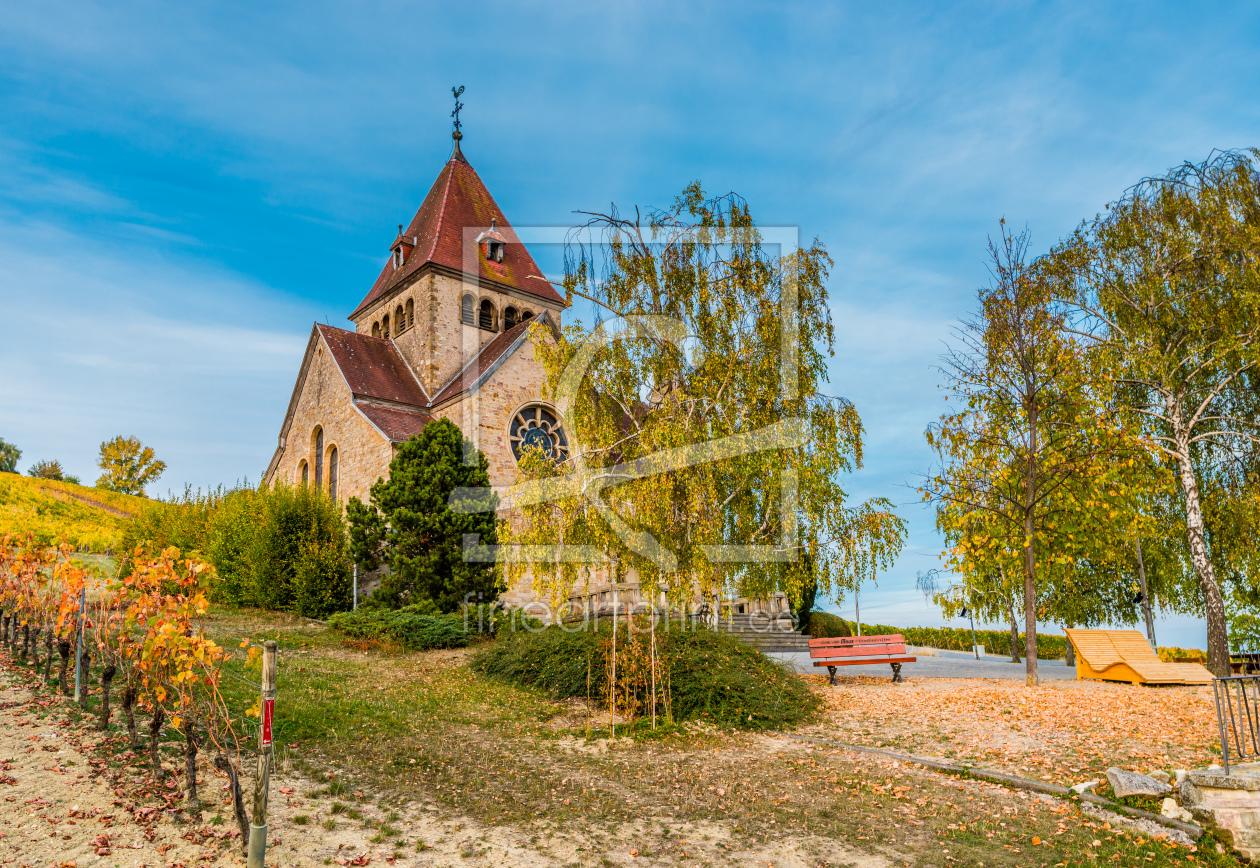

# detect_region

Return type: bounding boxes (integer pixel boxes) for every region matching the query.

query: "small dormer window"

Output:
[390,224,413,271]
[476,217,506,264]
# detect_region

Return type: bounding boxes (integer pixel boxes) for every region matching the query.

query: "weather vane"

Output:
[451,85,465,137]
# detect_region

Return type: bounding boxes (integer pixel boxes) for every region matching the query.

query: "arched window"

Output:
[328,446,338,499]
[394,305,405,335]
[479,298,495,331]
[522,310,533,321]
[313,427,324,487]
[504,306,519,330]
[382,313,390,337]
[461,294,475,325]
[372,321,381,338]
[405,298,414,329]
[299,460,308,486]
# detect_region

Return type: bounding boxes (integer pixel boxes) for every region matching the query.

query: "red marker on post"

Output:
[261,698,274,747]
[249,642,277,868]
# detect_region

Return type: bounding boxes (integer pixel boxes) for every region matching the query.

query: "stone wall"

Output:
[266,335,395,507]
[351,270,562,397]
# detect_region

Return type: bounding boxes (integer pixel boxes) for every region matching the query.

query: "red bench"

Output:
[809,634,916,684]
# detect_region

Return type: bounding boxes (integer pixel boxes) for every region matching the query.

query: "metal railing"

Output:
[1213,674,1260,774]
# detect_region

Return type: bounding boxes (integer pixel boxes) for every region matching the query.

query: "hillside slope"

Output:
[0,473,147,553]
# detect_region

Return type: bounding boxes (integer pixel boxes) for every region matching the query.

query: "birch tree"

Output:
[500,184,906,614]
[1055,150,1260,676]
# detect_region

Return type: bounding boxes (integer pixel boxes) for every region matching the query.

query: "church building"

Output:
[264,124,794,625]
[264,128,568,517]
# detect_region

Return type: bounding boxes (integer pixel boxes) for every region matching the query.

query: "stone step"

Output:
[731,632,812,652]
[715,613,798,631]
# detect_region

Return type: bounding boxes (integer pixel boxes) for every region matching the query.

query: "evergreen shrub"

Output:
[327,605,469,651]
[471,622,821,731]
[805,611,852,638]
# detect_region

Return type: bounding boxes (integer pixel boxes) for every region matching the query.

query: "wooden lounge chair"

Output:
[1064,628,1213,685]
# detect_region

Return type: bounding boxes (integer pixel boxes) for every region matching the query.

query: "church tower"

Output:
[346,131,565,396]
[265,120,571,508]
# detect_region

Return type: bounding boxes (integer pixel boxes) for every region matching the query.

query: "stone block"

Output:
[1200,788,1260,809]
[1106,767,1172,798]
[1149,770,1171,784]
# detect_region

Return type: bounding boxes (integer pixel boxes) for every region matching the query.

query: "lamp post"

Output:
[960,601,979,660]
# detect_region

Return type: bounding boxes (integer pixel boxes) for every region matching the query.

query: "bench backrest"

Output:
[809,634,906,658]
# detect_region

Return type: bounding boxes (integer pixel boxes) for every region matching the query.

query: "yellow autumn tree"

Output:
[924,224,1130,686]
[96,435,166,496]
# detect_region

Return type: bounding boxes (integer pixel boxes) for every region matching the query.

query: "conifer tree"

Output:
[347,419,500,612]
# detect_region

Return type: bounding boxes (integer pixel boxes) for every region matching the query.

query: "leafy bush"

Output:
[805,611,852,638]
[472,622,821,731]
[120,482,351,619]
[27,459,65,480]
[1158,645,1206,662]
[328,605,469,651]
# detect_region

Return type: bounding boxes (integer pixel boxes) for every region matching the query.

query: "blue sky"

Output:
[2,2,1258,646]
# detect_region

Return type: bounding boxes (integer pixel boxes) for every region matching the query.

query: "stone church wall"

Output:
[353,271,559,398]
[270,337,395,506]
[431,332,553,491]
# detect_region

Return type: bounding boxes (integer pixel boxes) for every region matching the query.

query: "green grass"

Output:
[137,608,1231,868]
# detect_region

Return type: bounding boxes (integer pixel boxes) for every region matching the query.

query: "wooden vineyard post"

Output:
[248,641,278,868]
[73,587,86,703]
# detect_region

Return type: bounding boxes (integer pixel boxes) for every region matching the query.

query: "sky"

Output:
[2,1,1259,648]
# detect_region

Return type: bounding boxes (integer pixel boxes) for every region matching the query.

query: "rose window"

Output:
[509,404,569,462]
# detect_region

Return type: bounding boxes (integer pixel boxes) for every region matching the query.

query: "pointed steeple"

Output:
[349,144,564,320]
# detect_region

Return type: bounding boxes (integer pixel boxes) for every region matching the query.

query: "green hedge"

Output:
[471,623,820,731]
[855,622,1066,660]
[327,605,470,651]
[805,611,852,639]
[120,482,351,619]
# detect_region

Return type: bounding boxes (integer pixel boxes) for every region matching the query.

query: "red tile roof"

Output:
[350,152,563,319]
[355,403,433,443]
[316,324,429,406]
[430,315,544,405]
